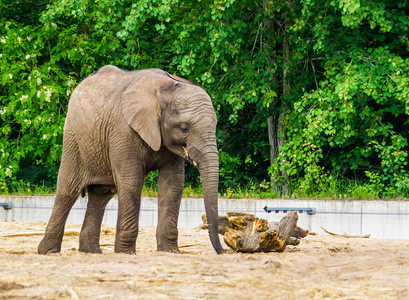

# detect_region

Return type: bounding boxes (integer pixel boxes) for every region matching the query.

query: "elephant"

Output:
[38,66,224,254]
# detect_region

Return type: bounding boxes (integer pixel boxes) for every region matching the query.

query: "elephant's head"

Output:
[121,69,224,254]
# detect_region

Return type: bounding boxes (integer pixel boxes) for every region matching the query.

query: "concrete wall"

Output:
[1,196,409,239]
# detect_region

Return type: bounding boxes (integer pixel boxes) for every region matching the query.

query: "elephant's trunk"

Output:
[188,142,224,254]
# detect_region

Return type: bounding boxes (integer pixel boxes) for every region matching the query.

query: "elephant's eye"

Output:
[181,127,189,134]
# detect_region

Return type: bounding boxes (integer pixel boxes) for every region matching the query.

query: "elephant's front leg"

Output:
[156,156,185,252]
[114,170,144,254]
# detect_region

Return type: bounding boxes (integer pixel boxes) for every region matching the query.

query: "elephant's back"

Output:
[63,67,129,171]
[69,66,126,109]
[68,66,166,111]
[64,65,169,142]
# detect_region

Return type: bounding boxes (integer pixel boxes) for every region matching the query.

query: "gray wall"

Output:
[1,196,409,239]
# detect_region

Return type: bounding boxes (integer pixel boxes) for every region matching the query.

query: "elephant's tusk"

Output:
[183,146,197,166]
[183,146,189,160]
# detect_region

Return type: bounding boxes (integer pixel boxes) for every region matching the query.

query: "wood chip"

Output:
[320,226,370,238]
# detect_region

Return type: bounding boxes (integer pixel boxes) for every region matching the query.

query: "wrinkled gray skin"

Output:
[38,66,224,254]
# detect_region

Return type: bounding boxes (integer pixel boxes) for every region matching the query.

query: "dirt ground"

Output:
[1,221,408,300]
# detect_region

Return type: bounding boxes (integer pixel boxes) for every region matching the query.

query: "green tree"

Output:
[270,0,409,197]
[1,1,65,190]
[0,0,180,190]
[2,0,409,198]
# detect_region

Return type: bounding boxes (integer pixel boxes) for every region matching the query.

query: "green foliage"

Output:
[2,1,409,198]
[1,5,67,189]
[270,0,409,198]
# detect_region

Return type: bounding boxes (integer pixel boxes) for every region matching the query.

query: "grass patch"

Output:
[5,180,55,195]
[2,176,408,200]
[290,176,384,200]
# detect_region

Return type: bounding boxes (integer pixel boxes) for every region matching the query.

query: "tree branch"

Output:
[251,22,263,54]
[310,60,319,90]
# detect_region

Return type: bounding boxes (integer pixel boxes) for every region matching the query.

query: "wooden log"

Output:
[202,211,304,253]
[292,225,309,238]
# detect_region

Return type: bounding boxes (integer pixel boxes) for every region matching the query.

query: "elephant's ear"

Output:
[122,74,174,151]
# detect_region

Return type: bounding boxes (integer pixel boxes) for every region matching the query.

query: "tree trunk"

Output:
[279,2,291,196]
[268,113,285,195]
[201,211,308,253]
[268,3,291,196]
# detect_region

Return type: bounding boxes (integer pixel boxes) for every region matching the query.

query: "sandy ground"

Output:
[0,221,409,299]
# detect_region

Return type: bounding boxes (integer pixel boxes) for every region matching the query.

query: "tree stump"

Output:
[202,211,308,253]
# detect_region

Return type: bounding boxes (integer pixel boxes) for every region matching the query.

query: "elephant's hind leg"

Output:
[79,185,115,253]
[38,142,83,255]
[38,191,81,254]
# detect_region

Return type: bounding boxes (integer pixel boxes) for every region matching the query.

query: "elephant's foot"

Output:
[79,242,103,254]
[79,233,103,254]
[157,245,181,253]
[157,235,180,253]
[38,237,62,254]
[114,246,136,254]
[114,229,137,254]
